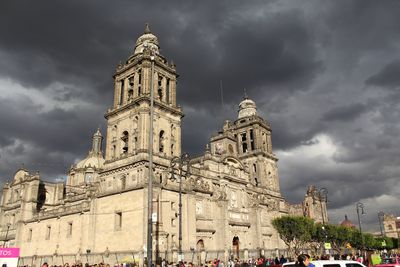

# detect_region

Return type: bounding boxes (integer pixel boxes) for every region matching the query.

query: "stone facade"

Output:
[0,25,328,265]
[382,214,400,238]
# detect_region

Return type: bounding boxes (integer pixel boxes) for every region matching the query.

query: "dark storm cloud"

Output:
[1,0,400,232]
[0,95,105,180]
[322,103,367,122]
[169,7,322,107]
[366,59,400,89]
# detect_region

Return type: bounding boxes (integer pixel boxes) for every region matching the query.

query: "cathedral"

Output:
[0,25,328,265]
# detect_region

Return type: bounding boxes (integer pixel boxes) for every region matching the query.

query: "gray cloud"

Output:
[366,59,400,89]
[322,103,368,122]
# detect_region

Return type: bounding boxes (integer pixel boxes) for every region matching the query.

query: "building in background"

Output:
[382,213,400,238]
[340,215,356,229]
[0,25,328,265]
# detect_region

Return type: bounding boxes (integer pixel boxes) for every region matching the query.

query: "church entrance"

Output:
[196,239,205,266]
[232,236,240,259]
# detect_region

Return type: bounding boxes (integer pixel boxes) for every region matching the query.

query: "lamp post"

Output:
[378,211,385,237]
[146,45,156,267]
[318,188,328,224]
[356,202,365,249]
[312,188,328,224]
[3,223,11,247]
[170,153,191,267]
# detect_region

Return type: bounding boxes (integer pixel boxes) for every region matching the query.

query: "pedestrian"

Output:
[295,254,312,267]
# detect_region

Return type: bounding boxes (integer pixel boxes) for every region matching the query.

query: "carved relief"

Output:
[195,178,211,192]
[211,184,227,201]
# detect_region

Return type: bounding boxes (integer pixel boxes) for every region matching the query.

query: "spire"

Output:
[90,128,103,156]
[144,23,151,34]
[345,214,348,220]
[243,88,248,100]
[94,127,102,137]
[134,23,160,55]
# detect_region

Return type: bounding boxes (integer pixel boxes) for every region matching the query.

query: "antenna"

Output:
[220,80,224,108]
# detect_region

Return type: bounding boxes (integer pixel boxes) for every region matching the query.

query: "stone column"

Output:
[113,79,120,108]
[143,62,150,95]
[267,134,272,153]
[171,79,177,106]
[123,77,129,105]
[134,71,139,97]
[139,110,148,151]
[176,121,182,156]
[162,77,167,103]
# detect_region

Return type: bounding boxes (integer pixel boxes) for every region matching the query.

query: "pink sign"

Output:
[0,248,20,258]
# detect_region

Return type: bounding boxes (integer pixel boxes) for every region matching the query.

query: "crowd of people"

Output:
[18,252,399,267]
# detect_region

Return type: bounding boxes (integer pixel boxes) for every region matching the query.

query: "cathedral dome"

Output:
[76,155,105,170]
[238,95,257,119]
[134,23,160,55]
[340,215,356,228]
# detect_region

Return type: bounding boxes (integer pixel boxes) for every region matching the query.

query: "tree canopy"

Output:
[272,215,398,255]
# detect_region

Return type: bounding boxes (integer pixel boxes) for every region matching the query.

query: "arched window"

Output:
[389,225,393,230]
[128,76,134,100]
[122,131,129,153]
[158,76,163,100]
[232,236,240,258]
[138,69,142,96]
[159,130,165,152]
[197,239,205,251]
[166,78,170,104]
[171,144,174,156]
[128,89,134,100]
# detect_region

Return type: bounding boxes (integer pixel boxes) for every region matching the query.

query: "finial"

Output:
[345,214,348,220]
[205,143,210,152]
[94,127,102,137]
[144,23,151,34]
[243,88,248,99]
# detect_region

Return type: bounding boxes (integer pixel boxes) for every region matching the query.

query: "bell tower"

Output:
[209,94,280,192]
[104,24,182,167]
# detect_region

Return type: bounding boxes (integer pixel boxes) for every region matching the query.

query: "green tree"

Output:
[310,223,325,255]
[321,224,353,253]
[363,233,375,249]
[272,216,314,256]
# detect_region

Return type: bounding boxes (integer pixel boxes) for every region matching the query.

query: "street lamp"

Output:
[170,153,191,267]
[146,43,156,267]
[356,202,365,249]
[312,188,328,224]
[3,223,11,247]
[378,211,385,237]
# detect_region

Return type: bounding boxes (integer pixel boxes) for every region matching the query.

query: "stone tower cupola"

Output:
[209,94,279,191]
[104,24,182,165]
[238,94,257,119]
[134,23,160,56]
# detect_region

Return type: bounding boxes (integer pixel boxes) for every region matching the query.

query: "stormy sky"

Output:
[1,0,400,232]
